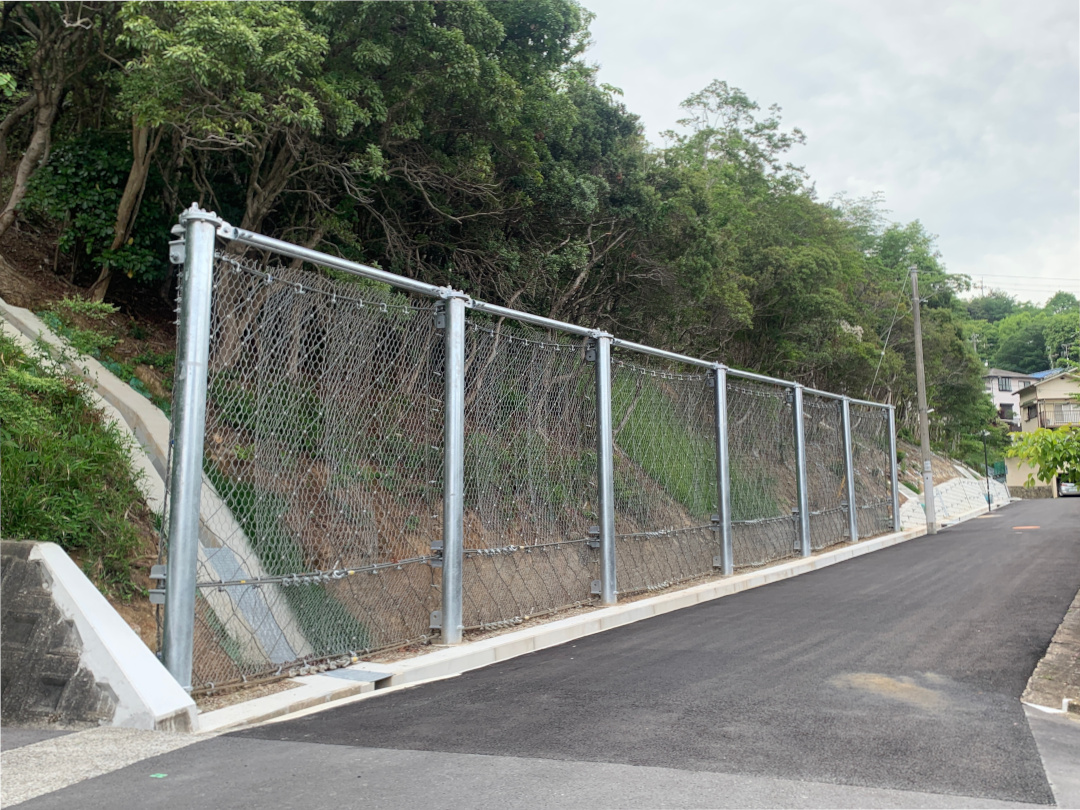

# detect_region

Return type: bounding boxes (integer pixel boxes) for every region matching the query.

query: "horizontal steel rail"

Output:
[849,397,888,409]
[609,338,717,370]
[727,367,795,388]
[225,226,451,298]
[803,386,845,401]
[222,219,890,408]
[467,298,597,337]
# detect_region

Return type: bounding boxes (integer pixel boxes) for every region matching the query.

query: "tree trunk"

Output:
[88,123,162,301]
[0,94,37,177]
[0,95,58,239]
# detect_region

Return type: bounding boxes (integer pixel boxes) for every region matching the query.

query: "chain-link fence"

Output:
[726,379,800,567]
[610,351,718,596]
[802,393,849,551]
[850,402,894,538]
[186,253,444,687]
[161,209,899,691]
[460,314,599,630]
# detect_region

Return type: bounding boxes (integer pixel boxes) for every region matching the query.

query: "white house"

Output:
[982,368,1037,430]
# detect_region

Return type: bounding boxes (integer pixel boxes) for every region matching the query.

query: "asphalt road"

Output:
[11,497,1080,808]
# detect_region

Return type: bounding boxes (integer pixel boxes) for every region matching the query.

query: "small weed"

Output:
[902,480,920,494]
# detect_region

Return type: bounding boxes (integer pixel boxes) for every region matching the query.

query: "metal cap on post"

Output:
[792,384,811,558]
[841,397,859,545]
[887,405,901,531]
[441,293,468,644]
[714,364,733,575]
[163,204,221,690]
[593,332,617,605]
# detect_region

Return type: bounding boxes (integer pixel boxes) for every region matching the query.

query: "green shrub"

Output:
[20,132,169,286]
[37,297,119,358]
[0,333,147,596]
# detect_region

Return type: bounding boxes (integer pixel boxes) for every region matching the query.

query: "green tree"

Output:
[966,290,1016,323]
[992,311,1048,372]
[0,2,118,238]
[1008,426,1080,487]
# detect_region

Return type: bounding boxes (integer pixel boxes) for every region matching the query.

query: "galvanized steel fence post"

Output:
[841,397,859,544]
[593,332,617,605]
[887,405,901,530]
[440,293,467,644]
[163,204,220,690]
[792,384,811,557]
[714,364,733,575]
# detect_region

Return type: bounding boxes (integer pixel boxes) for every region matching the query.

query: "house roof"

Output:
[1017,368,1080,396]
[983,368,1036,379]
[1030,368,1065,380]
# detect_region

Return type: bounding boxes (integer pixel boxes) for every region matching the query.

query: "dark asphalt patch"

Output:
[235,498,1080,804]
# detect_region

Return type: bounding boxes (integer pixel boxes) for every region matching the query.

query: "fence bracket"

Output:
[586,525,601,549]
[149,564,166,605]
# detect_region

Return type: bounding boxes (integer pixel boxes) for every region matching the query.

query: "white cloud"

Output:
[582,0,1079,307]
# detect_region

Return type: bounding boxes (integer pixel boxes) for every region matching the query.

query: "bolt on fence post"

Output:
[594,333,617,605]
[441,293,467,644]
[714,365,733,575]
[841,397,859,545]
[163,204,221,690]
[792,384,812,558]
[887,405,901,531]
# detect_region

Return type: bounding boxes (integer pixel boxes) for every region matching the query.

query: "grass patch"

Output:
[37,297,173,416]
[902,480,920,494]
[0,332,148,597]
[611,371,714,517]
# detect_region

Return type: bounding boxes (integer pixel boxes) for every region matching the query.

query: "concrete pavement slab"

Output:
[0,727,205,807]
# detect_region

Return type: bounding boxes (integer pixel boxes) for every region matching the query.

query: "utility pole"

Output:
[910,266,937,534]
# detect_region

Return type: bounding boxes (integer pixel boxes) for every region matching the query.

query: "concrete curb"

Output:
[200,518,969,733]
[28,544,198,731]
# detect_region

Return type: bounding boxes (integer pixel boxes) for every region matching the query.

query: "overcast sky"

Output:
[582,0,1079,308]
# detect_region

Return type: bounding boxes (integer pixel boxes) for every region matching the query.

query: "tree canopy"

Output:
[2,0,1076,471]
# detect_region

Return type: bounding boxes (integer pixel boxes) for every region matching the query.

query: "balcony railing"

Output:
[1038,402,1080,428]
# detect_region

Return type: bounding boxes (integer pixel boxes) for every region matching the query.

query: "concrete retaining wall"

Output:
[1,542,197,731]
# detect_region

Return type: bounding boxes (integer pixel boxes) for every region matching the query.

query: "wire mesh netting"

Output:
[802,393,849,551]
[164,229,900,690]
[460,314,600,628]
[187,252,444,688]
[850,403,894,538]
[726,378,800,568]
[609,352,718,596]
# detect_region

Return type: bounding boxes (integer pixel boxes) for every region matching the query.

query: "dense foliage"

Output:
[2,0,1076,468]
